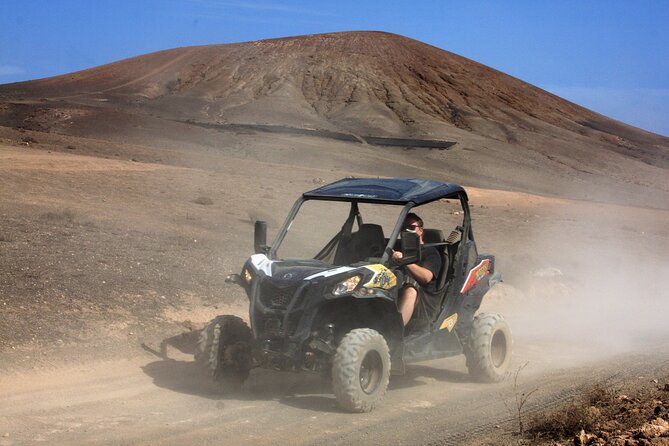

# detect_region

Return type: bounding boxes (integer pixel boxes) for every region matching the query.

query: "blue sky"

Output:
[1,0,667,136]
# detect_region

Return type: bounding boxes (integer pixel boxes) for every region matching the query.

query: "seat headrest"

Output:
[357,223,384,238]
[422,228,445,244]
[351,224,386,260]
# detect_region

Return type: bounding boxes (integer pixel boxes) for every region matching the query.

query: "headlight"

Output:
[332,275,362,296]
[243,268,253,284]
[353,287,391,299]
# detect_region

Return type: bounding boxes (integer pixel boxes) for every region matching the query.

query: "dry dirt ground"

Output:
[1,124,668,445]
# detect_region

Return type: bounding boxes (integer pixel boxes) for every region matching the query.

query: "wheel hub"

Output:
[360,350,382,394]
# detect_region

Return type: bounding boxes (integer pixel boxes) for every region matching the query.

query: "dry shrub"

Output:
[587,384,617,407]
[527,385,614,440]
[526,380,669,443]
[528,401,601,440]
[39,208,76,222]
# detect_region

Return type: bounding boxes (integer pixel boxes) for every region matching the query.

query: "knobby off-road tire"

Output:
[465,313,513,382]
[332,328,391,413]
[195,315,253,389]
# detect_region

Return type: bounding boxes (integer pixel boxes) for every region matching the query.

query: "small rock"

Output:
[597,431,610,441]
[182,320,194,331]
[2,433,9,437]
[663,383,669,391]
[193,196,214,206]
[636,418,669,439]
[587,406,602,418]
[574,429,598,445]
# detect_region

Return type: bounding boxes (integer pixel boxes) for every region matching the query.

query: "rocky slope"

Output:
[1,31,667,207]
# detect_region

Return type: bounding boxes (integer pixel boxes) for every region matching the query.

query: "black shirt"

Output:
[409,245,443,320]
[418,246,442,294]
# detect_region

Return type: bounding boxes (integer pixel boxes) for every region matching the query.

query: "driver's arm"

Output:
[404,262,434,285]
[391,250,434,285]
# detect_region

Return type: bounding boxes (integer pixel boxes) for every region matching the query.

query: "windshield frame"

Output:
[267,192,471,264]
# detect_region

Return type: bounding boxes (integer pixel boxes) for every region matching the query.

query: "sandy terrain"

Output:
[1,133,668,444]
[1,32,668,444]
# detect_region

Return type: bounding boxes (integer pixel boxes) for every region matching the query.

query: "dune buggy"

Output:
[196,177,512,412]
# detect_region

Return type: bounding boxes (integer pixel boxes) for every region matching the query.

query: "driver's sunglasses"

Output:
[404,223,421,230]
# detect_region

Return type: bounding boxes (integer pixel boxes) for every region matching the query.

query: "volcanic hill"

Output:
[1,31,668,207]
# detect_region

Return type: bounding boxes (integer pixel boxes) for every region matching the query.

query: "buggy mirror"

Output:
[254,220,268,254]
[399,231,421,265]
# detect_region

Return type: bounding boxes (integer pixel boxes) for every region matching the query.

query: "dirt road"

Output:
[2,339,668,446]
[1,136,668,445]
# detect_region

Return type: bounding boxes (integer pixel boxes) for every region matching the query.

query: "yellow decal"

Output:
[363,264,397,290]
[475,265,487,281]
[440,313,458,332]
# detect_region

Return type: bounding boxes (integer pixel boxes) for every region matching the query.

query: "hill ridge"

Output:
[0,31,667,186]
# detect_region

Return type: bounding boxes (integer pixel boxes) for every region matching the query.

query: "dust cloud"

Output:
[486,201,669,365]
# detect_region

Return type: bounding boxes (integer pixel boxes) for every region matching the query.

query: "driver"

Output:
[392,213,442,326]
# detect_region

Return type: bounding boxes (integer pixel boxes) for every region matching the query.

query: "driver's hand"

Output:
[391,250,403,261]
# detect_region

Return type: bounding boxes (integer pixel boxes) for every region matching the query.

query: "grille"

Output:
[262,317,282,336]
[259,282,297,308]
[253,313,287,339]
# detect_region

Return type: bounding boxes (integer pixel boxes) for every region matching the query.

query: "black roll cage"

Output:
[267,192,474,266]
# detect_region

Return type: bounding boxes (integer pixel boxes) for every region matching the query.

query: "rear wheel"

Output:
[465,313,512,382]
[195,315,253,389]
[332,328,390,413]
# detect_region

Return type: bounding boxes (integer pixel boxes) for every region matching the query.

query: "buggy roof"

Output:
[303,177,466,205]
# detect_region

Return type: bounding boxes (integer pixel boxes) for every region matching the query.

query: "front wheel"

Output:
[332,328,391,413]
[465,313,513,382]
[195,315,253,389]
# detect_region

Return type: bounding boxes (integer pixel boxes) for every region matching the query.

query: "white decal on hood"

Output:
[250,254,273,276]
[304,266,356,281]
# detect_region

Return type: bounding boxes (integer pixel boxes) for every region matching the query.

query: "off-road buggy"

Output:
[196,177,512,412]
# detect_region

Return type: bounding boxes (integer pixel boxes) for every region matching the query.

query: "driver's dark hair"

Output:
[405,213,423,228]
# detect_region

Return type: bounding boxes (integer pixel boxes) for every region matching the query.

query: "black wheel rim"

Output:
[490,330,507,368]
[360,350,382,394]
